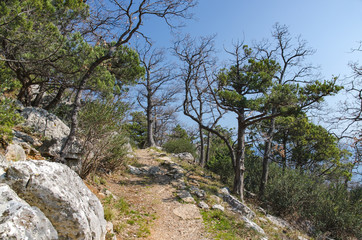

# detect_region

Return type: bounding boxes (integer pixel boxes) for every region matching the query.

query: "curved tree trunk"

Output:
[32,82,45,107]
[44,86,65,111]
[17,81,32,106]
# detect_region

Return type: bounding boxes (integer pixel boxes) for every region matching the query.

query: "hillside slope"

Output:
[89,148,311,240]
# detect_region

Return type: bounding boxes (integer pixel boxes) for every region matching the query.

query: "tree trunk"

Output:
[44,86,65,111]
[233,113,246,201]
[31,82,45,107]
[282,132,287,173]
[59,88,83,160]
[17,81,32,106]
[60,54,112,162]
[199,123,205,167]
[146,91,156,148]
[259,117,276,199]
[205,131,211,167]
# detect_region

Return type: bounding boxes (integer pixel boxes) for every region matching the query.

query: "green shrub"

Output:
[207,146,233,183]
[78,98,129,178]
[0,98,23,146]
[264,164,362,239]
[163,138,196,156]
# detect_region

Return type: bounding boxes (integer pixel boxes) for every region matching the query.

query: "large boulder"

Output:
[20,107,82,171]
[0,183,58,239]
[1,160,107,239]
[20,107,70,140]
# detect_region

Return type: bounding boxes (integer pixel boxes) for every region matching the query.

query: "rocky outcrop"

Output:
[212,204,225,211]
[18,107,83,172]
[171,152,194,162]
[1,160,107,239]
[20,107,70,140]
[221,187,256,219]
[266,214,292,230]
[13,130,42,147]
[0,183,58,240]
[190,185,205,198]
[128,165,162,176]
[198,201,209,209]
[241,216,266,236]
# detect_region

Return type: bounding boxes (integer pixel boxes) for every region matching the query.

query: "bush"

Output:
[244,148,263,193]
[78,98,129,178]
[163,138,196,156]
[264,164,362,239]
[207,145,233,183]
[0,98,23,146]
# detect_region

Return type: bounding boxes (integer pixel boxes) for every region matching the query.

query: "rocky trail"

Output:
[94,149,211,240]
[90,148,313,240]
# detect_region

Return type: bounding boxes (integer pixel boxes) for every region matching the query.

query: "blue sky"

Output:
[133,1,362,178]
[141,0,362,79]
[134,0,362,133]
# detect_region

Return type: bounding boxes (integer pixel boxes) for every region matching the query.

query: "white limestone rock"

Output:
[241,216,266,235]
[0,184,58,240]
[198,201,210,209]
[20,107,70,140]
[212,204,225,211]
[5,144,26,161]
[128,165,142,175]
[209,195,223,204]
[221,187,256,219]
[1,160,107,240]
[172,152,194,162]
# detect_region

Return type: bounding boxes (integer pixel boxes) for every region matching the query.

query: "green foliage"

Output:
[104,206,115,221]
[163,124,196,155]
[272,114,352,180]
[243,148,263,193]
[169,124,191,140]
[264,164,361,239]
[201,209,259,239]
[102,193,154,238]
[207,143,233,183]
[206,127,233,184]
[217,50,280,111]
[163,138,196,156]
[0,97,23,145]
[125,111,147,148]
[0,62,20,95]
[78,98,129,178]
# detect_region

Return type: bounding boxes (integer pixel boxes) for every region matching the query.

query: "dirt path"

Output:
[105,149,210,240]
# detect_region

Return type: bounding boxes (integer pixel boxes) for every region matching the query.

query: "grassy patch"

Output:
[91,174,107,186]
[102,194,156,238]
[201,209,261,240]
